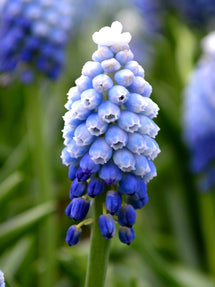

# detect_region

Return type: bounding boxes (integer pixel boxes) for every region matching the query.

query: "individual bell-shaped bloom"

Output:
[118,110,140,133]
[127,193,149,209]
[118,204,136,227]
[114,69,135,87]
[81,89,103,110]
[87,178,104,197]
[98,101,121,123]
[89,138,112,164]
[86,113,108,136]
[68,165,78,181]
[73,123,95,146]
[113,149,136,172]
[118,226,135,245]
[92,74,113,93]
[79,153,100,175]
[138,115,160,138]
[99,161,122,184]
[92,46,114,62]
[70,178,86,198]
[65,198,89,221]
[129,77,146,94]
[108,85,129,105]
[101,58,121,73]
[119,173,138,195]
[66,225,82,246]
[82,61,103,78]
[99,214,116,239]
[75,75,92,92]
[105,125,128,150]
[105,190,122,215]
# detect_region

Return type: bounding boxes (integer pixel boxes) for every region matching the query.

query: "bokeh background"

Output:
[1,0,215,286]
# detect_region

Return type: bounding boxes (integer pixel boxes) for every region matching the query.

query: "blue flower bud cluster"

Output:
[61,22,160,246]
[168,0,215,28]
[131,0,164,34]
[0,0,74,83]
[0,270,5,287]
[183,37,215,191]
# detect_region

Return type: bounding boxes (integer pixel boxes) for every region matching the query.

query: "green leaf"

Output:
[0,172,23,203]
[0,201,55,244]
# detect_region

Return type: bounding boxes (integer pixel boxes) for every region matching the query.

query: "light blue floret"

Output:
[143,160,157,183]
[75,75,92,92]
[142,81,152,97]
[73,123,95,146]
[82,61,103,78]
[127,132,146,154]
[118,110,140,133]
[92,46,114,62]
[67,87,81,103]
[136,65,145,77]
[67,139,89,159]
[63,111,82,127]
[140,97,159,118]
[89,138,112,164]
[101,58,121,73]
[114,69,135,87]
[86,113,108,136]
[81,89,103,110]
[115,49,134,65]
[113,148,136,172]
[124,60,139,75]
[108,85,129,105]
[98,101,121,123]
[129,77,146,94]
[61,147,79,166]
[105,125,128,150]
[92,74,113,93]
[138,115,160,138]
[70,100,91,120]
[141,135,160,159]
[134,154,150,177]
[124,93,147,113]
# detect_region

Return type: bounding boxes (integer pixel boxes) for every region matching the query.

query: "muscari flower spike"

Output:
[0,0,74,83]
[169,0,215,28]
[61,21,160,245]
[183,32,215,191]
[0,270,5,287]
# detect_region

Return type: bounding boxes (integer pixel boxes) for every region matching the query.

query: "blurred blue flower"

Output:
[61,21,160,245]
[0,270,5,287]
[0,0,74,83]
[183,32,215,191]
[169,0,215,28]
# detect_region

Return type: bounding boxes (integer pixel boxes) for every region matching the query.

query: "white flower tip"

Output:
[92,21,132,46]
[202,32,215,55]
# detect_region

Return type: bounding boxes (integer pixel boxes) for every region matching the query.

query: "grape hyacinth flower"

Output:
[183,32,215,191]
[61,21,160,246]
[0,0,74,83]
[168,0,215,29]
[0,270,5,287]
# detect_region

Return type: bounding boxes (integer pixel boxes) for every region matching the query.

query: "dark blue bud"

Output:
[119,173,138,195]
[68,165,78,181]
[80,153,100,175]
[118,204,136,227]
[70,178,86,198]
[127,193,149,209]
[118,226,135,245]
[76,167,91,182]
[99,161,122,185]
[99,214,116,239]
[66,225,82,246]
[133,179,147,200]
[66,198,89,221]
[87,178,104,198]
[105,190,122,215]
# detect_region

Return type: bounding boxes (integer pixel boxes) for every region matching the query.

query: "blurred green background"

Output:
[1,1,215,287]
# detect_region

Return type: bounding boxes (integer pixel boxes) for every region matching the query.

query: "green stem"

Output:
[85,193,111,287]
[25,87,56,287]
[199,192,215,277]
